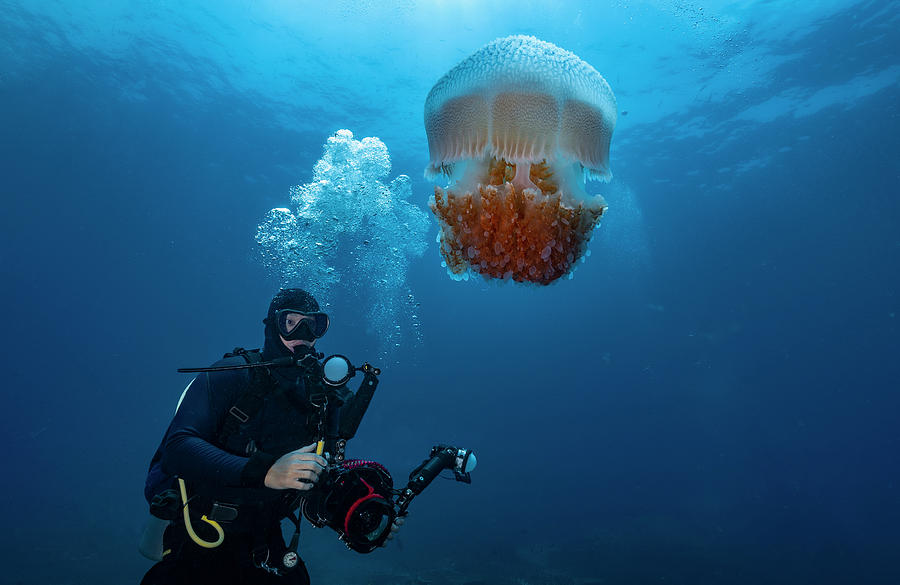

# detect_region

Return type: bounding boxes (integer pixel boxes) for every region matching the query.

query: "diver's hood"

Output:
[262,288,321,361]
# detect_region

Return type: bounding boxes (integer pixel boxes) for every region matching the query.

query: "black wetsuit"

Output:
[141,353,340,585]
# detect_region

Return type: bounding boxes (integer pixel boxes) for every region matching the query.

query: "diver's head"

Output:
[263,288,330,358]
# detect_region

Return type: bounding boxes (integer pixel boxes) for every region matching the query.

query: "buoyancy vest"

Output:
[145,347,332,528]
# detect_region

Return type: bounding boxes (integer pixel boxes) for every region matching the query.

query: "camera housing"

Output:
[301,460,396,553]
[300,445,476,553]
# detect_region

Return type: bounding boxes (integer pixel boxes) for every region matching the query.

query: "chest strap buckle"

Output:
[228,406,250,423]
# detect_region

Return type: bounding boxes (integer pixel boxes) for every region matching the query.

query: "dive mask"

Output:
[275,309,330,340]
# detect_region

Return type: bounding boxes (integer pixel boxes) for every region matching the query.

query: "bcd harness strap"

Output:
[179,348,267,545]
[216,347,270,446]
[179,347,301,562]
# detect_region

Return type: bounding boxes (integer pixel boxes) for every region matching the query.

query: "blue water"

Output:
[2,1,898,583]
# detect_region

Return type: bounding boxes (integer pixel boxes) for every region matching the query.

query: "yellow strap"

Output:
[178,478,225,548]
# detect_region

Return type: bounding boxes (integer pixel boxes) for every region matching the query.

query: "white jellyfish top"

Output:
[424,35,617,182]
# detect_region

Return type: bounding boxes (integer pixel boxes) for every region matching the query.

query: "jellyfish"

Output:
[424,35,617,284]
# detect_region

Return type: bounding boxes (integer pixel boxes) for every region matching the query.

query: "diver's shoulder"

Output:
[202,355,254,389]
[209,355,253,368]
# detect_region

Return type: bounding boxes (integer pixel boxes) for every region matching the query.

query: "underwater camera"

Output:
[301,445,477,553]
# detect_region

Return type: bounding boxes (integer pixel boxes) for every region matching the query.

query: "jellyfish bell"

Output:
[424,35,617,285]
[425,35,616,186]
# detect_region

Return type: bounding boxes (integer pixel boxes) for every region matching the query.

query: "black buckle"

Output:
[149,488,181,521]
[229,406,249,423]
[209,502,239,522]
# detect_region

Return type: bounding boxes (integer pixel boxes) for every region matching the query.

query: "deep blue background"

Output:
[1,1,898,583]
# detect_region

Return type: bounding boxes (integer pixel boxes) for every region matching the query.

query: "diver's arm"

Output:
[161,372,278,488]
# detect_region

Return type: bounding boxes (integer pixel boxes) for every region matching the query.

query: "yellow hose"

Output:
[178,478,225,548]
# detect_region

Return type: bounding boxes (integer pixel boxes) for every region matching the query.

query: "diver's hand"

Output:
[264,443,328,490]
[382,516,405,546]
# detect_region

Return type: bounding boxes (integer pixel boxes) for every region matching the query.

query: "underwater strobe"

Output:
[300,445,477,553]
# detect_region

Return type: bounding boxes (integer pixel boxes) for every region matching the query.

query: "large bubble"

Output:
[257,129,429,354]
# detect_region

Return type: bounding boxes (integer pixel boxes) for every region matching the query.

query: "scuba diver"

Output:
[140,288,476,584]
[141,288,377,584]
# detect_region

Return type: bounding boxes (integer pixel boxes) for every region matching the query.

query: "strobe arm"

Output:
[395,445,475,516]
[338,364,380,441]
